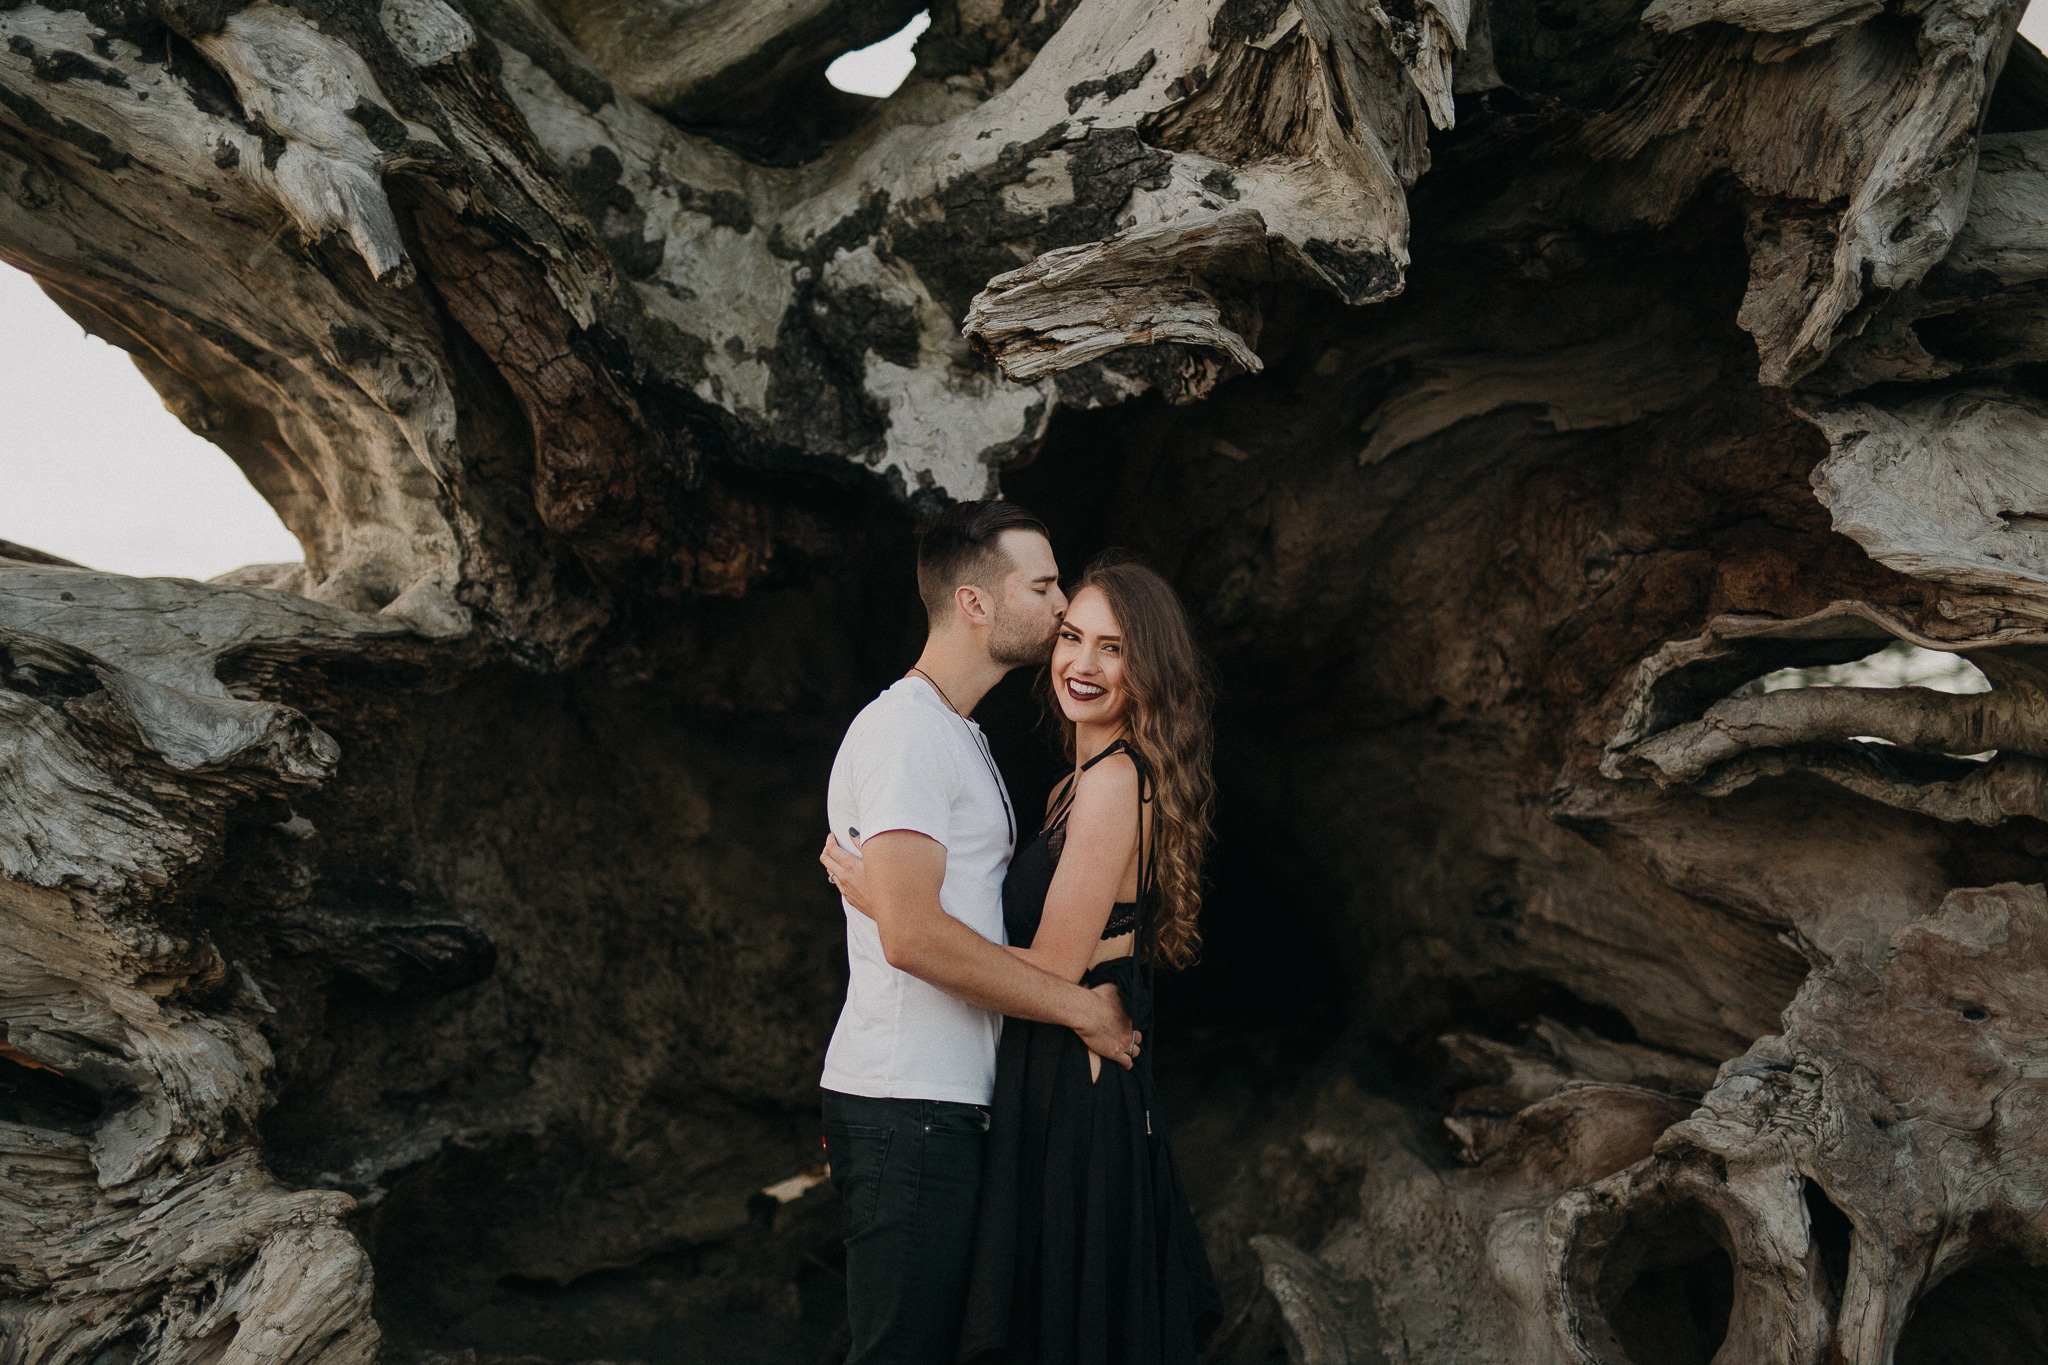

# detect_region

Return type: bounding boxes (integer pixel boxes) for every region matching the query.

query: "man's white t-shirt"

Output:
[821,676,1015,1106]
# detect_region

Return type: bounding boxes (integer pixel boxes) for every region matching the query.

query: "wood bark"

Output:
[8,0,2048,1359]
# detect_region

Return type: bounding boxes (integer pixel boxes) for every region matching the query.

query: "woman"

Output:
[823,554,1223,1363]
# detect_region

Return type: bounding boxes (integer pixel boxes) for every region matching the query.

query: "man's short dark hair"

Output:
[916,499,1051,625]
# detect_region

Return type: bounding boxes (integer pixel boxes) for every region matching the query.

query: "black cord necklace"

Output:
[906,666,960,715]
[906,667,1015,847]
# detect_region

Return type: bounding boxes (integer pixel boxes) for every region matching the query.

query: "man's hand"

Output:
[1074,982,1140,1071]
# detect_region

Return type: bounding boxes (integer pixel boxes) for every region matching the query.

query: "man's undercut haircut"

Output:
[916,500,1051,626]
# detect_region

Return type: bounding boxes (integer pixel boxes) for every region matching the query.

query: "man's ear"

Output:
[954,582,993,629]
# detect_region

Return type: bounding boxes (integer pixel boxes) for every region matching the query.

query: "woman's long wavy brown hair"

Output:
[1041,554,1215,968]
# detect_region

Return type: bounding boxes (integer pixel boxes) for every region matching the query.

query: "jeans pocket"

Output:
[822,1122,892,1239]
[926,1101,992,1137]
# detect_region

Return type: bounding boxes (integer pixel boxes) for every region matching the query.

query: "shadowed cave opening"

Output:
[0,1053,104,1132]
[170,180,1972,1363]
[212,445,1364,1363]
[1595,1201,1735,1365]
[991,420,1357,1059]
[140,174,2042,1363]
[1895,1256,2048,1364]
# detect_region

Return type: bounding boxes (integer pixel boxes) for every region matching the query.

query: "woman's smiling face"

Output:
[1052,585,1128,729]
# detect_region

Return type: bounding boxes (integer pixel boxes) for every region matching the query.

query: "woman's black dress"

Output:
[959,740,1223,1364]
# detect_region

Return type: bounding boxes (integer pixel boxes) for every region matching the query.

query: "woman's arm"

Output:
[820,756,1139,984]
[1012,755,1139,983]
[821,829,1101,953]
[816,832,1139,1066]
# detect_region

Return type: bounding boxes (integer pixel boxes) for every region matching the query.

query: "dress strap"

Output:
[1080,737,1133,772]
[1048,738,1137,831]
[1043,773,1079,832]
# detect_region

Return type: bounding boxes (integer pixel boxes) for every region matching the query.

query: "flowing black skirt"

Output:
[958,957,1222,1365]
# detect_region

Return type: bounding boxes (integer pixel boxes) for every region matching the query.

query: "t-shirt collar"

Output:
[902,673,982,731]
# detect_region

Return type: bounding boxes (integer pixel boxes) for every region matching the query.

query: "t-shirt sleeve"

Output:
[853,712,959,849]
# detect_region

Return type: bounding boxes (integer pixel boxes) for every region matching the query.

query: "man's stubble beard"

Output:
[988,602,1057,669]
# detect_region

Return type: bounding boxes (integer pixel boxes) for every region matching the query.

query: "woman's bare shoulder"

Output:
[1071,748,1140,804]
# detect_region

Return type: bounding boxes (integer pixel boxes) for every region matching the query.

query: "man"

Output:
[820,499,1138,1363]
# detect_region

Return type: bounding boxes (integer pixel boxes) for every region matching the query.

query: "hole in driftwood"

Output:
[0,263,301,578]
[1986,32,2048,133]
[1802,1179,1853,1307]
[1896,1255,2048,1365]
[1594,1200,1734,1365]
[162,31,242,123]
[0,1053,105,1132]
[1625,635,2008,774]
[1626,633,1898,740]
[824,10,929,98]
[84,1328,144,1365]
[1634,635,1993,745]
[1730,640,1990,702]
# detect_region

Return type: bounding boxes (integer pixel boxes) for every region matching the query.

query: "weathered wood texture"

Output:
[9,0,2048,1359]
[0,569,399,1362]
[1550,882,2048,1365]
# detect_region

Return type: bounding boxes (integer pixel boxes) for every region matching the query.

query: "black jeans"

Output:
[822,1089,991,1364]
